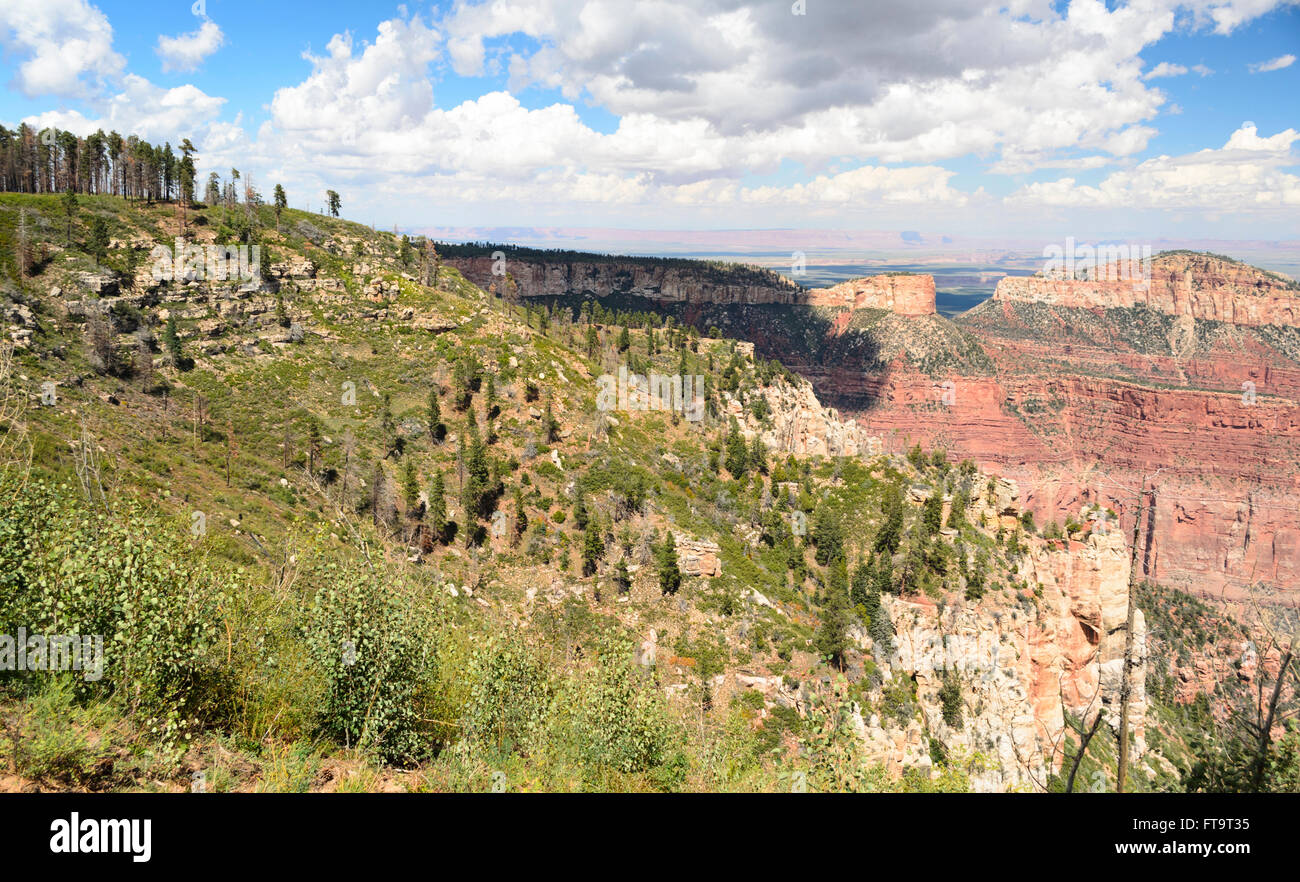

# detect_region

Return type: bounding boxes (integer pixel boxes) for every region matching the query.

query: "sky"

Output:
[0,0,1297,243]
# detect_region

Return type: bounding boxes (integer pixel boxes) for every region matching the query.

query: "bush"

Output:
[2,680,126,788]
[301,559,436,764]
[1,479,229,749]
[569,636,683,786]
[939,671,964,729]
[462,635,551,756]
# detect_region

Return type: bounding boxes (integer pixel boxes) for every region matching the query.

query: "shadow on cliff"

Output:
[524,293,890,412]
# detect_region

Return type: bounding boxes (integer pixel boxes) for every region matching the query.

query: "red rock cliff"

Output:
[994,253,1300,327]
[805,273,936,316]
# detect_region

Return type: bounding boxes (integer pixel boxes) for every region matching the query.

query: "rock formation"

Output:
[446,254,802,305]
[994,252,1300,327]
[805,273,937,316]
[875,529,1145,790]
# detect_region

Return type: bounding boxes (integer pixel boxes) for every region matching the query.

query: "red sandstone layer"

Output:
[994,253,1300,327]
[805,273,936,316]
[824,358,1300,601]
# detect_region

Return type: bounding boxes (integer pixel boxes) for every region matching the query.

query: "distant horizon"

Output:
[411,224,1300,280]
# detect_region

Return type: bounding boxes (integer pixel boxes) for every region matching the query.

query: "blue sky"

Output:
[1,0,1297,240]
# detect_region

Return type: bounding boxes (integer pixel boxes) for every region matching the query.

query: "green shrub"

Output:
[462,634,551,756]
[1,478,229,749]
[569,636,683,786]
[301,559,436,764]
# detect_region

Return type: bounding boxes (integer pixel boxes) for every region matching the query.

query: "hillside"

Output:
[0,191,1288,794]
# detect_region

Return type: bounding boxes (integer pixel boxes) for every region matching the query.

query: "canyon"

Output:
[505,249,1300,602]
[444,251,937,317]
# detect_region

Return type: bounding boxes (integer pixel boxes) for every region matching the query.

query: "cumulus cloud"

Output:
[156,20,225,73]
[1249,53,1296,73]
[6,0,1296,230]
[0,0,124,97]
[1143,59,1214,80]
[23,75,226,141]
[1006,123,1300,210]
[432,0,1281,177]
[1144,62,1188,78]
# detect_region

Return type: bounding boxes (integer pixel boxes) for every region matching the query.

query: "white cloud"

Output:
[7,1,1295,233]
[23,75,226,142]
[1249,54,1296,73]
[1202,0,1292,34]
[0,0,124,97]
[156,20,225,73]
[1007,123,1300,211]
[1144,62,1188,79]
[432,0,1283,177]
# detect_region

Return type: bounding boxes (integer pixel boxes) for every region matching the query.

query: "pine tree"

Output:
[542,399,559,443]
[657,531,682,595]
[306,418,323,475]
[874,483,904,555]
[613,558,631,594]
[922,491,943,536]
[749,435,767,474]
[850,556,872,608]
[582,517,605,576]
[617,325,631,352]
[273,184,287,231]
[428,469,447,541]
[874,551,895,595]
[815,555,851,666]
[573,489,589,531]
[867,572,894,649]
[87,215,110,265]
[947,487,969,531]
[427,387,444,443]
[462,422,490,521]
[725,418,749,478]
[162,313,186,368]
[812,506,844,567]
[401,458,420,513]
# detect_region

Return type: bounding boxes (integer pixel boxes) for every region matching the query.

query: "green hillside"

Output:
[0,190,1289,793]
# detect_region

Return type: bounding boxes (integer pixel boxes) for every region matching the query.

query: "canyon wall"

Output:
[445,255,803,305]
[805,273,937,316]
[446,254,939,317]
[829,361,1300,600]
[723,372,1149,790]
[695,254,1300,601]
[872,527,1145,791]
[995,253,1300,327]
